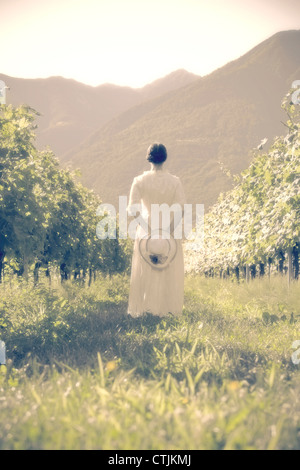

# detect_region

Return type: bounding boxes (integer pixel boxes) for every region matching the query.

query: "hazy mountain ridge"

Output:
[62,30,300,209]
[1,30,300,210]
[0,69,199,156]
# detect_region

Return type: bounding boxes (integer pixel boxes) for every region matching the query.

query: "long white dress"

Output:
[127,168,185,317]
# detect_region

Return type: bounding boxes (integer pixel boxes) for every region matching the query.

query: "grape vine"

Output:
[185,89,300,281]
[0,105,131,284]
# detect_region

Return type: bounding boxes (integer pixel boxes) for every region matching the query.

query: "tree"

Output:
[0,105,46,280]
[0,104,131,283]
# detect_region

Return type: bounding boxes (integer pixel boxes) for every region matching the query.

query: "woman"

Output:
[127,143,185,317]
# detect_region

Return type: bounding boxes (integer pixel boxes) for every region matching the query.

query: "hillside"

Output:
[62,30,300,209]
[0,70,199,156]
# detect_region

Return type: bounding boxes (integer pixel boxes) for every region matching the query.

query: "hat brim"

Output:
[139,230,177,270]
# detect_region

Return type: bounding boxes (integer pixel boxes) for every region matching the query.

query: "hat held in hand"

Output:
[139,230,177,270]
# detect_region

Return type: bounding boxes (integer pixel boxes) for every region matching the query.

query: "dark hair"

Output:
[146,143,167,164]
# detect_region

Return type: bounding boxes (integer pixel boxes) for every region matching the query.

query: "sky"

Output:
[0,0,299,88]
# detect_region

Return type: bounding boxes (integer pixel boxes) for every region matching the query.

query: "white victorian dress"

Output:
[127,168,185,317]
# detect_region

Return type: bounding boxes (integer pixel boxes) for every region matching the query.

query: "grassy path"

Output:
[0,274,299,449]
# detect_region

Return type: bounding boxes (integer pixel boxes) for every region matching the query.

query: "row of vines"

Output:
[0,105,131,285]
[185,89,300,282]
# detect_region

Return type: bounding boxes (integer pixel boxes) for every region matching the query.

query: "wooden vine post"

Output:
[287,247,293,287]
[246,264,250,283]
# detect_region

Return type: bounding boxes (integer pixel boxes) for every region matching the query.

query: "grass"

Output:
[0,273,300,450]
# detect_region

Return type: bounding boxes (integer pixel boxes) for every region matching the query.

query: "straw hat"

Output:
[139,230,177,270]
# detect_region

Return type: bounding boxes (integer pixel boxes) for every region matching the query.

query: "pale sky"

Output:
[0,0,299,88]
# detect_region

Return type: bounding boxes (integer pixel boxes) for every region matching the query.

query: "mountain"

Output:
[0,70,199,156]
[62,30,300,210]
[138,69,200,101]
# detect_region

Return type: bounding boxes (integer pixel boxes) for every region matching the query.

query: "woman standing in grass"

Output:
[127,143,185,317]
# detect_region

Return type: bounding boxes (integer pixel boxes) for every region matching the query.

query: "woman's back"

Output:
[127,143,185,318]
[129,169,185,214]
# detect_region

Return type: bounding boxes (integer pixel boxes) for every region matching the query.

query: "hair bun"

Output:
[146,143,167,164]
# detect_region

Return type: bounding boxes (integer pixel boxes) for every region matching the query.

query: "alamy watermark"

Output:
[96,196,204,242]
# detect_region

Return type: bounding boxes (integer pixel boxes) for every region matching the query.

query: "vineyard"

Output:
[0,105,131,285]
[185,89,300,283]
[1,90,300,451]
[1,88,299,287]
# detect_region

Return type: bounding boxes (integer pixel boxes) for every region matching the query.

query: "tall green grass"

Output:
[0,274,299,449]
